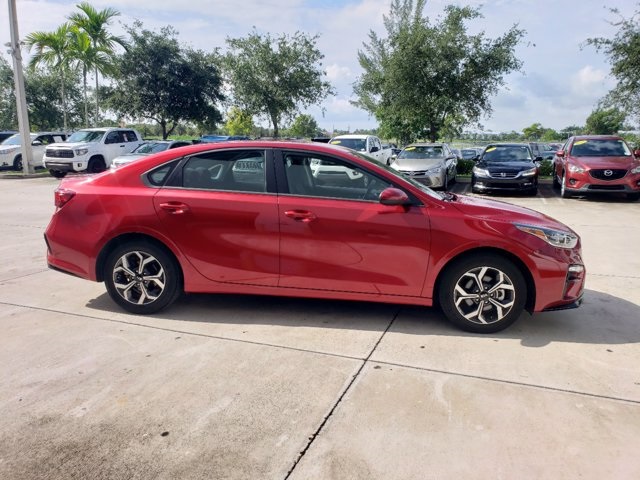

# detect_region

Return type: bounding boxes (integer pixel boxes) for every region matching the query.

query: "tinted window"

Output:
[330,138,367,152]
[147,161,179,186]
[182,150,266,193]
[570,139,631,157]
[124,131,138,142]
[282,152,392,201]
[399,146,445,159]
[482,146,532,162]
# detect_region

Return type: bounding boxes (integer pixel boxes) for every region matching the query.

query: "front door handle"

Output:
[284,210,316,223]
[159,202,190,214]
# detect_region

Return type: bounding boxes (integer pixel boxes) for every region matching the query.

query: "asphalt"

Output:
[0,177,639,479]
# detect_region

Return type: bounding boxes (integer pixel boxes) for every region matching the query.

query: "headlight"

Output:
[75,148,88,156]
[515,223,578,249]
[568,164,585,174]
[630,165,640,174]
[520,167,537,177]
[472,166,489,177]
[427,166,442,174]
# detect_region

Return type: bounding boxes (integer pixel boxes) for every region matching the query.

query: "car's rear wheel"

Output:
[87,157,106,173]
[13,155,22,171]
[438,254,527,333]
[104,241,182,314]
[49,169,67,178]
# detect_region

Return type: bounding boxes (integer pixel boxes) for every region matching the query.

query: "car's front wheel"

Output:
[104,241,182,314]
[560,172,573,198]
[13,155,22,171]
[49,169,67,178]
[438,254,527,333]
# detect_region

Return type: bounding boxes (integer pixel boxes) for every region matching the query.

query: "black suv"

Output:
[471,143,539,195]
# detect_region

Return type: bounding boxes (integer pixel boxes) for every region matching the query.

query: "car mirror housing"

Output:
[370,146,380,153]
[634,149,640,158]
[556,150,565,158]
[379,187,410,206]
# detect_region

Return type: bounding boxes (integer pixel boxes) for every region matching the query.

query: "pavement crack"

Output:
[0,269,49,283]
[283,308,400,480]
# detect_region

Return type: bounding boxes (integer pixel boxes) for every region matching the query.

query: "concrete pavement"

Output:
[0,177,639,479]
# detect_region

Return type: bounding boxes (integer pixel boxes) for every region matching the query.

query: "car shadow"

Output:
[86,288,639,347]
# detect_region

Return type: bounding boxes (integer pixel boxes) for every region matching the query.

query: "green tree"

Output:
[26,68,83,130]
[584,107,626,134]
[225,107,254,136]
[587,4,640,121]
[68,2,125,126]
[541,128,560,142]
[288,114,321,138]
[522,123,545,140]
[224,30,334,138]
[353,0,524,143]
[0,57,16,128]
[560,125,583,138]
[25,24,76,131]
[106,23,224,139]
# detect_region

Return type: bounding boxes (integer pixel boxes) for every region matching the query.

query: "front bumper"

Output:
[472,175,537,192]
[564,171,640,194]
[44,160,85,172]
[396,171,444,188]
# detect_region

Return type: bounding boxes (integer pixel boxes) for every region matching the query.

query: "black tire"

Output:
[627,192,640,201]
[87,156,106,173]
[13,155,22,171]
[560,172,573,198]
[104,241,182,315]
[552,170,560,189]
[49,169,67,178]
[438,254,527,333]
[442,173,449,191]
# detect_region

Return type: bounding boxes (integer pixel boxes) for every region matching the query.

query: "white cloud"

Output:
[325,64,352,82]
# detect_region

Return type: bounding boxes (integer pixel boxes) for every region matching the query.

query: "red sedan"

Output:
[553,135,640,200]
[45,141,585,333]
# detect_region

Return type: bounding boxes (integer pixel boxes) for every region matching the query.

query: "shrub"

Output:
[457,159,474,175]
[538,159,553,177]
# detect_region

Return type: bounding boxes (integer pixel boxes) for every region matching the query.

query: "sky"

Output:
[1,0,637,134]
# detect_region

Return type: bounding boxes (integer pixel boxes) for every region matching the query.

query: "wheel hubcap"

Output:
[453,266,516,325]
[112,251,165,305]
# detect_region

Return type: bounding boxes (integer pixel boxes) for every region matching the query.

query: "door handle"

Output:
[159,202,190,214]
[284,210,316,223]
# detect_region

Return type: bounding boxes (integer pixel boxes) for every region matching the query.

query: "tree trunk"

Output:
[160,119,167,140]
[270,112,279,138]
[94,66,99,127]
[83,67,88,127]
[60,71,67,132]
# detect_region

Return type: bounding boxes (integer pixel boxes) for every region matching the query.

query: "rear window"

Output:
[570,139,631,157]
[330,138,366,152]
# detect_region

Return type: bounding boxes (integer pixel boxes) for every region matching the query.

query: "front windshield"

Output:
[399,145,444,159]
[133,142,170,154]
[2,134,22,145]
[482,145,532,162]
[330,138,366,152]
[67,130,105,143]
[570,139,631,157]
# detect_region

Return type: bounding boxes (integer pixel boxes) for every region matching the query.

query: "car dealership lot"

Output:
[1,177,639,479]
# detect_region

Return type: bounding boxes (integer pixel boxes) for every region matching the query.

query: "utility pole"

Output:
[7,0,33,174]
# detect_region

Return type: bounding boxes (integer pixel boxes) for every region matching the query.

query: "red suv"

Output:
[45,141,585,333]
[553,135,640,200]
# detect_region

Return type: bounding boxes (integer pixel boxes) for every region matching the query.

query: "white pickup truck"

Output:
[43,127,143,178]
[329,134,393,164]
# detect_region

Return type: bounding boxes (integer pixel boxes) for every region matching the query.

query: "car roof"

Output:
[570,135,623,141]
[405,143,446,147]
[331,134,370,139]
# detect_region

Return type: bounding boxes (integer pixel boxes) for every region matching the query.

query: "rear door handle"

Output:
[284,210,316,223]
[159,202,190,214]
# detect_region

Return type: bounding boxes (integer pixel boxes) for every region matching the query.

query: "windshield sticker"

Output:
[485,147,496,152]
[573,140,587,145]
[330,140,341,144]
[404,146,416,151]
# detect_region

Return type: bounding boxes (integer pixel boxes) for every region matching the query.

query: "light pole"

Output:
[7,0,33,175]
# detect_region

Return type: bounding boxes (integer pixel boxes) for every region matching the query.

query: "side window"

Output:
[282,152,392,201]
[182,150,266,193]
[105,131,121,144]
[52,135,65,143]
[124,131,138,142]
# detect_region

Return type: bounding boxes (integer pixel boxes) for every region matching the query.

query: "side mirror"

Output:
[379,187,410,206]
[634,149,640,157]
[556,150,565,158]
[472,155,480,161]
[370,146,380,153]
[31,140,42,146]
[535,156,543,162]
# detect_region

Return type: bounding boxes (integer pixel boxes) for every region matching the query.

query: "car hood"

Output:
[477,160,536,172]
[0,145,20,153]
[569,155,638,170]
[113,153,148,163]
[393,158,445,170]
[47,142,92,149]
[451,194,572,232]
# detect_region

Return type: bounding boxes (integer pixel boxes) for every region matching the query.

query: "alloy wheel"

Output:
[112,250,166,305]
[452,266,516,325]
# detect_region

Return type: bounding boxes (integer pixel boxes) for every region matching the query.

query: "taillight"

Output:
[54,188,76,208]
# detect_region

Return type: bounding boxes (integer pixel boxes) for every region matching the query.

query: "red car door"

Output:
[277,150,431,296]
[153,149,280,287]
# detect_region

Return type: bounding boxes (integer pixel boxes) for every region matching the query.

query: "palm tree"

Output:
[68,2,125,126]
[25,24,75,131]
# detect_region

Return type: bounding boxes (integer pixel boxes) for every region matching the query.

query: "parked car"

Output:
[200,134,250,143]
[471,143,539,195]
[111,140,192,169]
[45,140,585,333]
[389,143,457,190]
[552,135,640,200]
[43,127,144,178]
[329,134,393,165]
[0,130,18,144]
[461,147,483,160]
[0,132,67,170]
[528,142,557,161]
